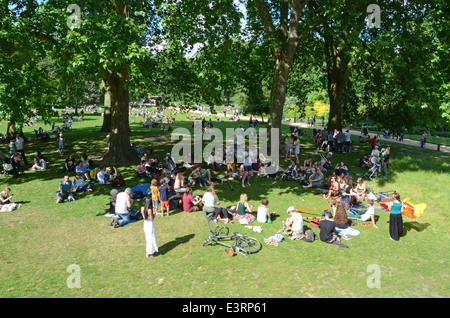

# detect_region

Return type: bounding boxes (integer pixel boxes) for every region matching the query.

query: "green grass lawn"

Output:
[0,110,449,298]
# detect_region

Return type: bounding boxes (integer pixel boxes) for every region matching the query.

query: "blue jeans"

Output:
[195,177,206,184]
[115,213,131,227]
[175,188,186,193]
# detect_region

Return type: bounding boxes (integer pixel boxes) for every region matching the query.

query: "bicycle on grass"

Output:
[203,214,262,255]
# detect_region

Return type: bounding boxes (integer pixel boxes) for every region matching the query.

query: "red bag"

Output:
[310,218,320,228]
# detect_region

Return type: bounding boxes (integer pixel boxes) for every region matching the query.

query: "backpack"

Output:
[111,174,125,188]
[132,191,144,201]
[302,229,315,242]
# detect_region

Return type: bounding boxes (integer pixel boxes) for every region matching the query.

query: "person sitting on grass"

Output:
[0,187,22,211]
[56,175,75,203]
[284,206,304,240]
[256,198,276,224]
[182,186,203,213]
[137,160,148,178]
[76,161,90,181]
[359,154,371,168]
[340,178,358,210]
[30,156,47,171]
[283,160,299,181]
[192,166,207,187]
[319,211,348,248]
[60,154,76,173]
[333,203,360,240]
[230,193,256,223]
[108,189,119,215]
[335,162,349,178]
[302,167,324,189]
[354,178,368,202]
[72,173,93,193]
[109,188,133,228]
[96,166,108,185]
[359,199,378,229]
[322,175,340,200]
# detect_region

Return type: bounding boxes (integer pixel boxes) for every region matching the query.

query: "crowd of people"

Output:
[1,105,406,259]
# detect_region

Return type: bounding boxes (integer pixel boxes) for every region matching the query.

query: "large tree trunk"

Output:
[101,79,112,133]
[324,26,356,133]
[327,80,344,132]
[268,57,291,150]
[101,65,139,166]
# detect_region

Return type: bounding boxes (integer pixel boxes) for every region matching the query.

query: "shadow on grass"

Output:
[403,221,431,237]
[157,233,195,256]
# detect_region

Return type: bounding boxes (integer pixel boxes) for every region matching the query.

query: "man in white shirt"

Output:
[344,130,352,153]
[284,206,304,240]
[15,134,28,165]
[370,146,380,166]
[110,188,133,227]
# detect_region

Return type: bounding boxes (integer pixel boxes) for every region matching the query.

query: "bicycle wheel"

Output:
[236,236,262,254]
[207,217,229,236]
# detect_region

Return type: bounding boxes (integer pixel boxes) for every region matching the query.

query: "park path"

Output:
[281,120,450,154]
[173,107,450,154]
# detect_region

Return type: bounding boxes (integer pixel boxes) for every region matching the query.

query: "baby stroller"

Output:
[364,162,381,180]
[320,152,334,171]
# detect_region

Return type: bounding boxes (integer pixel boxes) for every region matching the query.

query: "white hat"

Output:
[287,206,296,213]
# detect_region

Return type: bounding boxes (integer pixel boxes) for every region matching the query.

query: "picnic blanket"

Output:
[131,184,151,196]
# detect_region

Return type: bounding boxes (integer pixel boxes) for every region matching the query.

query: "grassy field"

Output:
[0,109,449,298]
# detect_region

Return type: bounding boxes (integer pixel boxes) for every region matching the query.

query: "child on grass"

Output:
[150,179,160,214]
[256,198,276,224]
[158,179,170,217]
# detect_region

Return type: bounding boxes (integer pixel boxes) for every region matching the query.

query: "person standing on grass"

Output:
[58,133,64,155]
[385,193,404,241]
[382,147,391,178]
[15,134,28,165]
[149,179,160,213]
[293,136,300,162]
[9,136,17,156]
[141,197,158,258]
[158,179,170,216]
[242,145,253,188]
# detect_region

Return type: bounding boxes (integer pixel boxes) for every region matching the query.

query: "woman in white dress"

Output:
[141,197,158,258]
